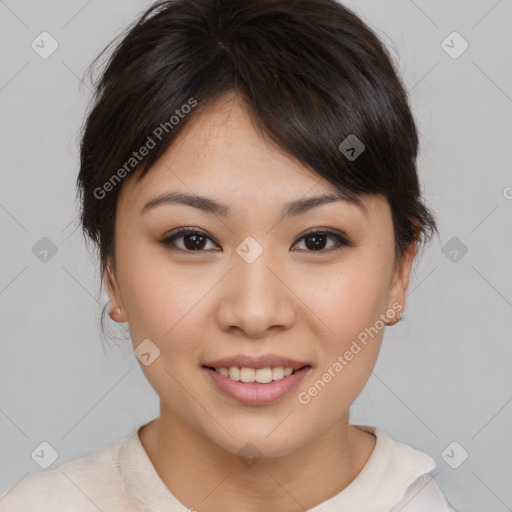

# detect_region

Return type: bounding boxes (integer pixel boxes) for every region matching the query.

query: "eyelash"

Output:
[159,227,354,253]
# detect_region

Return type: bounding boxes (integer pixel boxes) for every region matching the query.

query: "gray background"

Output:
[1,1,511,510]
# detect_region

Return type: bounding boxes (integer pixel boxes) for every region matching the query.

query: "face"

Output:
[105,93,414,458]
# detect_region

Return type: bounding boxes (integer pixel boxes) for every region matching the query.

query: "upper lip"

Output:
[202,355,311,370]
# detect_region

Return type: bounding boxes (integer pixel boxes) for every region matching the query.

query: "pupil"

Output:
[306,234,325,250]
[185,234,205,250]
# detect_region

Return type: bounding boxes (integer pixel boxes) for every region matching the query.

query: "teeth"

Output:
[272,367,284,380]
[214,366,298,383]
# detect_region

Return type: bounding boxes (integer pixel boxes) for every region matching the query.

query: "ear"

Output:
[104,259,127,323]
[386,242,416,325]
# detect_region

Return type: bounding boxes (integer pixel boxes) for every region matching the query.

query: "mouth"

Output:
[202,365,309,383]
[201,364,312,405]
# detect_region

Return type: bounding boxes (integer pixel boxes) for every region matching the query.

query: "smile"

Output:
[208,365,299,383]
[202,365,312,405]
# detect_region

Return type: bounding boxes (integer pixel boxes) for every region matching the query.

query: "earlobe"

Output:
[104,261,126,323]
[386,243,416,326]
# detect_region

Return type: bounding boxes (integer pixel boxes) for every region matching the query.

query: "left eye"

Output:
[160,228,350,252]
[292,230,349,252]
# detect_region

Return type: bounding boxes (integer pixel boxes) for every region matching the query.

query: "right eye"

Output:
[159,228,221,252]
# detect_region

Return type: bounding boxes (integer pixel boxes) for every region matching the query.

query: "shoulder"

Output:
[355,425,458,512]
[389,471,459,512]
[0,436,129,512]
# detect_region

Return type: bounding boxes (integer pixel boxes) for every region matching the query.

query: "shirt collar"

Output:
[119,422,436,512]
[307,425,437,511]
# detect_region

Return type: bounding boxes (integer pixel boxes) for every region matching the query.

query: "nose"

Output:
[215,249,296,338]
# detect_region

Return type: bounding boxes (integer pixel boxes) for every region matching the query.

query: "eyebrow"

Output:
[140,190,367,218]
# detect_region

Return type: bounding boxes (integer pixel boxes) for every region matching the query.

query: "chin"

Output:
[201,417,311,461]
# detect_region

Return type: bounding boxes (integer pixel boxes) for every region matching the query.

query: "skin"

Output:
[105,92,415,512]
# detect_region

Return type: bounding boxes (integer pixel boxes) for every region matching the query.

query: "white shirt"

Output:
[0,422,458,511]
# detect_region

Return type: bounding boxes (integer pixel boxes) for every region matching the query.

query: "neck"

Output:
[138,405,376,512]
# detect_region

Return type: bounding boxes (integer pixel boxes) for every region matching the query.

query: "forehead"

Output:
[137,94,322,188]
[116,93,379,222]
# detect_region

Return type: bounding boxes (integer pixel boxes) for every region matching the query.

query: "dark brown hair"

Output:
[76,0,438,339]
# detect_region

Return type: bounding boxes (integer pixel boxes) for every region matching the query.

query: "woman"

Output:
[0,0,458,510]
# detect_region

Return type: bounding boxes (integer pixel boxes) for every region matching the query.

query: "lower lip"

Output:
[202,366,312,405]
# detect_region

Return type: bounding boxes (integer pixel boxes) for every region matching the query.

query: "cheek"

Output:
[302,251,393,341]
[293,252,392,408]
[117,245,213,396]
[115,239,184,337]
[116,238,225,369]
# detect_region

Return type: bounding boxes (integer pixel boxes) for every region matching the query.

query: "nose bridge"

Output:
[216,239,295,335]
[237,248,278,298]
